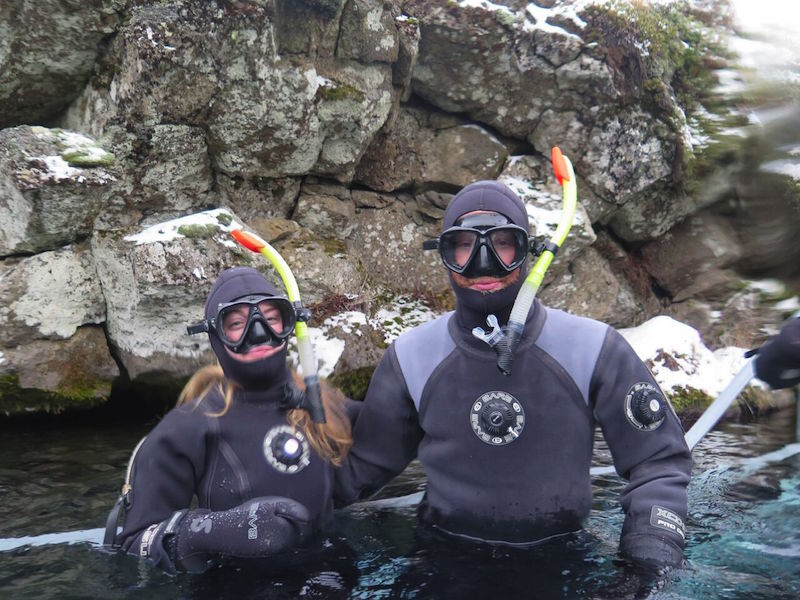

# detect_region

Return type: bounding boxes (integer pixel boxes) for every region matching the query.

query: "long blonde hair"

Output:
[177,365,353,465]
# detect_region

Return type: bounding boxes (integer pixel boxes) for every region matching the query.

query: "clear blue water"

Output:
[1,405,799,599]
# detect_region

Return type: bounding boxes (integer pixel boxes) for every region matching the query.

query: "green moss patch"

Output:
[178,223,218,239]
[61,148,116,168]
[666,385,713,413]
[328,367,375,401]
[318,84,366,102]
[0,373,109,417]
[583,0,730,115]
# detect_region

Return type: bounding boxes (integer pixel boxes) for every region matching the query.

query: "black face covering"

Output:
[442,181,531,331]
[204,267,290,391]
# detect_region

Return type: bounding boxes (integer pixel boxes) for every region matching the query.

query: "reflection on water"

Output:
[1,406,799,599]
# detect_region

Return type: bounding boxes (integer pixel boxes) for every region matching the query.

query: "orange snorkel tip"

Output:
[231,229,266,253]
[551,146,570,185]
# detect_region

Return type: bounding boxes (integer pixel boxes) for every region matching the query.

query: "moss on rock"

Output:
[0,373,109,416]
[318,84,366,102]
[667,385,713,413]
[61,148,116,168]
[178,223,218,238]
[583,0,729,115]
[328,367,375,401]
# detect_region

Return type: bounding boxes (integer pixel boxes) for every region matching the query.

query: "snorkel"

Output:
[473,147,578,375]
[231,229,326,423]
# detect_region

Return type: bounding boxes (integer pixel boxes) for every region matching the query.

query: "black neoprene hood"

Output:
[204,266,279,319]
[443,180,529,232]
[203,266,288,390]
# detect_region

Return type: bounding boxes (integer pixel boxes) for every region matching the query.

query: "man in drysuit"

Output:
[335,180,692,570]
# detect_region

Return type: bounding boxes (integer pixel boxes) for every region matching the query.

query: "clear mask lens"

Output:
[215,296,296,348]
[439,226,528,273]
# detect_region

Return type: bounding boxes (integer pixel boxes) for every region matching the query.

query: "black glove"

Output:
[754,318,800,389]
[141,496,313,573]
[617,534,684,599]
[619,532,684,569]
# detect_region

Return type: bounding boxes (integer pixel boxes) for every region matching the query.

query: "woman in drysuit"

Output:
[105,266,356,574]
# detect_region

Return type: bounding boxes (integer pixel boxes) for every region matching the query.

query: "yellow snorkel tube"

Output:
[473,147,578,375]
[231,229,326,423]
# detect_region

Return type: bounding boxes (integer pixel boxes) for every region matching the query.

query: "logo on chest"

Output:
[469,390,525,445]
[263,425,311,474]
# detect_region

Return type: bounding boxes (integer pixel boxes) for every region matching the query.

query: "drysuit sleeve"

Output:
[334,345,424,506]
[114,406,208,566]
[342,397,362,426]
[590,328,691,568]
[755,318,800,389]
[138,496,313,573]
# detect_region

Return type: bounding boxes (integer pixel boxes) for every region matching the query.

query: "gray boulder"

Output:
[0,126,116,256]
[0,243,117,415]
[356,106,509,192]
[0,1,123,129]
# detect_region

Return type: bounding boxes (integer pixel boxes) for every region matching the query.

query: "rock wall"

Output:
[0,0,797,415]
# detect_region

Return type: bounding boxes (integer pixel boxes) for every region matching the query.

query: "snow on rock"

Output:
[620,315,753,398]
[123,208,241,246]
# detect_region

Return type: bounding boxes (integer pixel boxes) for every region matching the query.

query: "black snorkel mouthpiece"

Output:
[281,376,326,423]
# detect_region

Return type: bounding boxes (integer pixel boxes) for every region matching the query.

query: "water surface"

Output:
[1,407,799,599]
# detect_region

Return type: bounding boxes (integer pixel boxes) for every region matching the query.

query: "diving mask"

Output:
[188,295,297,354]
[424,211,534,278]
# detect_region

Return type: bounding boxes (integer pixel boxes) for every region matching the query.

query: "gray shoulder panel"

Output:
[393,313,456,412]
[536,308,609,406]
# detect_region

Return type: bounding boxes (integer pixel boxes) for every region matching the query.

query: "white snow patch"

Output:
[526,204,563,228]
[746,279,786,296]
[289,310,367,378]
[290,297,440,374]
[123,208,241,245]
[501,176,552,203]
[775,296,800,312]
[40,155,80,180]
[289,329,346,379]
[325,310,368,337]
[760,159,800,180]
[620,316,751,398]
[523,1,589,36]
[457,0,514,13]
[371,297,438,344]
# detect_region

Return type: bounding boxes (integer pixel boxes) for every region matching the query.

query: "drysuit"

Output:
[336,300,691,566]
[106,266,357,573]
